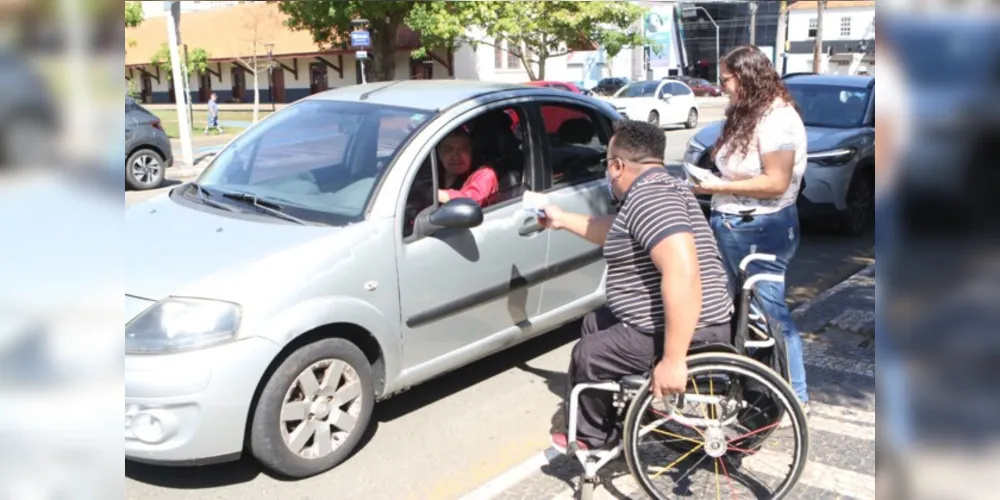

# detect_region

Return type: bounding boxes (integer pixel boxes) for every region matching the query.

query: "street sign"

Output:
[350,30,371,48]
[356,50,368,60]
[679,3,698,20]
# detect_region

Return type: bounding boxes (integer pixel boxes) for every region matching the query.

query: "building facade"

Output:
[785,1,875,76]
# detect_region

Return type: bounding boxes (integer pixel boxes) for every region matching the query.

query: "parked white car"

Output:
[605,79,700,129]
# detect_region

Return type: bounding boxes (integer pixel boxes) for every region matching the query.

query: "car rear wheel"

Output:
[250,338,375,479]
[685,109,699,129]
[126,148,166,190]
[647,111,660,127]
[839,165,875,236]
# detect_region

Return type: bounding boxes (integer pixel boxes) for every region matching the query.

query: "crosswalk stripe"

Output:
[744,450,876,500]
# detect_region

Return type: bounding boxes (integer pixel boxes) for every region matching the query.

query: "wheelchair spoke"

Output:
[651,443,704,479]
[717,457,737,500]
[650,427,704,446]
[728,421,781,446]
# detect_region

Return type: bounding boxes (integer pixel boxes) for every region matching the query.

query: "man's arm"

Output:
[649,233,702,364]
[558,213,616,246]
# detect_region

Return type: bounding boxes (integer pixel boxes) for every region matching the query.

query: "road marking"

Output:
[809,401,876,427]
[457,450,554,500]
[746,450,876,500]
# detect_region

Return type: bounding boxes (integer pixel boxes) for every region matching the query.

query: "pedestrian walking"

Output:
[690,46,810,421]
[540,120,734,452]
[205,93,223,135]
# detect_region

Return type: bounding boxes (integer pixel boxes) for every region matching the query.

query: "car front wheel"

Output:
[647,111,660,127]
[126,148,166,190]
[685,109,699,129]
[250,338,375,479]
[839,165,875,236]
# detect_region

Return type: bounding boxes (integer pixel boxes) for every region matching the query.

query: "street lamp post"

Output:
[264,42,275,112]
[695,6,721,87]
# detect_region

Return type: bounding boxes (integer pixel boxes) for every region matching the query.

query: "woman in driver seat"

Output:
[436,128,499,207]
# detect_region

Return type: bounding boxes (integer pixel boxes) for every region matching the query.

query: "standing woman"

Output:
[693,46,810,413]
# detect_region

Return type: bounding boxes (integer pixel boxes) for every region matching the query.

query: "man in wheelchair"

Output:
[539,121,734,452]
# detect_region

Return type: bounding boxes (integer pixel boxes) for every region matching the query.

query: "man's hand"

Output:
[650,357,688,400]
[538,204,567,230]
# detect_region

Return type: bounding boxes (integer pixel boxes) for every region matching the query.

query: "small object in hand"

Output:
[528,208,546,219]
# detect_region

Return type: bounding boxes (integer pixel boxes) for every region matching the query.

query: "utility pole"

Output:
[183,44,193,126]
[166,1,193,169]
[749,2,758,46]
[813,0,827,74]
[776,0,788,74]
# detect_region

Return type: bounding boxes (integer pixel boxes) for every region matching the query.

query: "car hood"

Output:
[606,97,656,109]
[126,192,360,301]
[691,122,861,154]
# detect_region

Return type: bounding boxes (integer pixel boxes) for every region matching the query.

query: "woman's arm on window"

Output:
[438,167,500,206]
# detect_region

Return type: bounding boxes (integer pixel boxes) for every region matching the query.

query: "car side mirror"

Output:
[429,198,484,229]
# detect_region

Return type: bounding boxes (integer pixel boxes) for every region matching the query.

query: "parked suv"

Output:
[684,74,875,235]
[125,97,173,190]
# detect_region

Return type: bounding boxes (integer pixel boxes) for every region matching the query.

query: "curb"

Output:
[457,263,876,500]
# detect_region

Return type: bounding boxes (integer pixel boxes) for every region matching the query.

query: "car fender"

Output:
[248,295,402,394]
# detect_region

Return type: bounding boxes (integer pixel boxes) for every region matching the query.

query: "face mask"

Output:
[605,169,617,201]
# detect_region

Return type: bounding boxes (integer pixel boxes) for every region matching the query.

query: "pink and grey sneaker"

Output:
[550,433,590,454]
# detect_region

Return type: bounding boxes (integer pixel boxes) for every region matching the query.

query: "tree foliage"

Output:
[125,1,144,28]
[150,44,211,78]
[467,1,648,80]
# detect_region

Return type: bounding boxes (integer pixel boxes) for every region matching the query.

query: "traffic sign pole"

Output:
[350,24,372,84]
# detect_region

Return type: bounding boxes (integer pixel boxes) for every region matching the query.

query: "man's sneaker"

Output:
[550,433,590,454]
[779,402,810,429]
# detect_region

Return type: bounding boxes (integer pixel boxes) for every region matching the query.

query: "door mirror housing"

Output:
[430,198,484,229]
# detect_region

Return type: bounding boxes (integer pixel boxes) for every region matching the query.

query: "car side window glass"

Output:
[402,106,530,238]
[677,83,693,96]
[540,103,609,188]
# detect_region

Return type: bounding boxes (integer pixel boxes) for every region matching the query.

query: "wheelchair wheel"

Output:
[622,353,808,500]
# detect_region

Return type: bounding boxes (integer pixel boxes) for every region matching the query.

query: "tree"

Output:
[276,1,476,83]
[125,1,143,28]
[467,1,648,81]
[150,44,211,77]
[233,4,282,123]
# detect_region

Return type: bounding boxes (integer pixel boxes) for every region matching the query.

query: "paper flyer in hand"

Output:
[683,162,723,185]
[521,190,549,218]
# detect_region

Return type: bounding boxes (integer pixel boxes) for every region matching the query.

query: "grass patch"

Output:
[151,110,273,138]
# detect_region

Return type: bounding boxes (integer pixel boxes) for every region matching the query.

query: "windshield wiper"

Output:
[219,191,309,225]
[189,183,237,212]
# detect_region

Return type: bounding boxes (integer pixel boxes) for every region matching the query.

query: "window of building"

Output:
[494,38,504,69]
[840,16,852,37]
[538,103,611,188]
[808,18,818,38]
[507,41,520,70]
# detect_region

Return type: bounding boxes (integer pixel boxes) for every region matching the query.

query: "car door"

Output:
[124,103,139,153]
[672,82,697,122]
[530,98,615,318]
[396,102,550,371]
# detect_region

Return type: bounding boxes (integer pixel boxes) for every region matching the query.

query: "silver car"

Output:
[683,74,875,235]
[125,81,619,478]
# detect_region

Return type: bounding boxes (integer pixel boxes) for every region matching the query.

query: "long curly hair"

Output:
[715,46,799,163]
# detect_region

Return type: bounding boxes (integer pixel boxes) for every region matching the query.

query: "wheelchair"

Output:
[563,254,809,500]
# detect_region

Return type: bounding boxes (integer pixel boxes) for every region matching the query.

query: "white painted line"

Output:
[809,401,876,427]
[457,449,555,500]
[745,450,876,499]
[809,415,876,442]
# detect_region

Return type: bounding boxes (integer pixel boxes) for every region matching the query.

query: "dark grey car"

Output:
[683,74,875,235]
[125,97,173,190]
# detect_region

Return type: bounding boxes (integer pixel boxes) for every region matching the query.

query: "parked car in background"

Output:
[676,76,723,97]
[591,77,630,96]
[125,97,173,190]
[125,81,622,478]
[523,80,588,95]
[684,74,875,235]
[606,79,699,129]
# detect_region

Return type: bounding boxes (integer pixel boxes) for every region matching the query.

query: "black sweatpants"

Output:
[565,307,731,449]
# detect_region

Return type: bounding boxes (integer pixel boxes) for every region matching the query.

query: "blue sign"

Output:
[350,30,371,48]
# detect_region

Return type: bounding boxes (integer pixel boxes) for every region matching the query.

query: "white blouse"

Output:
[712,100,809,215]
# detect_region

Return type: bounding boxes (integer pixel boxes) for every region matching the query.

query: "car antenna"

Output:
[359,80,407,101]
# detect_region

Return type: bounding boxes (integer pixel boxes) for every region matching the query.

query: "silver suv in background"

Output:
[683,74,875,236]
[125,97,173,190]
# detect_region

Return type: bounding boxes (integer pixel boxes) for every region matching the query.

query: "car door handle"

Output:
[519,218,545,236]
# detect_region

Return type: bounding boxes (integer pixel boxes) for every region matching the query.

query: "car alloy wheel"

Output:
[280,358,364,460]
[685,109,699,129]
[647,111,660,127]
[126,149,165,190]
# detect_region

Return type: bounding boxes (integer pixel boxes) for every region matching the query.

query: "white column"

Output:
[166,2,193,168]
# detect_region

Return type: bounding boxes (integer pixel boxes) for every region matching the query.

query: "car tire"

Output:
[249,338,375,479]
[125,148,166,191]
[838,164,875,236]
[685,109,699,129]
[647,111,660,127]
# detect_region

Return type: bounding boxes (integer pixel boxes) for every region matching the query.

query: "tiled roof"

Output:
[789,1,876,11]
[125,2,420,67]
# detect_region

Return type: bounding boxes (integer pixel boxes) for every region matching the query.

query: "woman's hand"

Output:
[691,175,726,195]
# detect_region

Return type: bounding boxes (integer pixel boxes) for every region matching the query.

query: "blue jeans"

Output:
[711,205,808,403]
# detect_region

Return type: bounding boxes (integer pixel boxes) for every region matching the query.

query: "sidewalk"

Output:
[167,135,231,179]
[459,264,876,500]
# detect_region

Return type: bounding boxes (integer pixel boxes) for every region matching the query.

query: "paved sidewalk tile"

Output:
[461,265,876,500]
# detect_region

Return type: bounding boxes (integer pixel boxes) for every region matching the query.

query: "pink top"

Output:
[444,166,500,207]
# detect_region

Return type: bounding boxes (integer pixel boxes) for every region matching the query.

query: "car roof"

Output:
[304,80,553,112]
[783,74,874,89]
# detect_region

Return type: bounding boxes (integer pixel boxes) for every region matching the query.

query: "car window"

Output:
[787,84,871,128]
[674,83,693,96]
[403,106,530,238]
[539,103,610,188]
[617,81,659,98]
[197,100,432,225]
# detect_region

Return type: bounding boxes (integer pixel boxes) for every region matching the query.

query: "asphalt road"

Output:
[124,100,875,500]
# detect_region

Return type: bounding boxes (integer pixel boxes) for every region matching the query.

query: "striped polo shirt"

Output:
[604,168,733,334]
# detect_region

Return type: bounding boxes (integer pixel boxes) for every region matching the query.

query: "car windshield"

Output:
[194,100,432,225]
[616,81,659,98]
[787,84,871,128]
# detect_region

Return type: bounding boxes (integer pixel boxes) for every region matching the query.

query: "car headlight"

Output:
[125,298,241,354]
[687,138,707,153]
[807,147,857,166]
